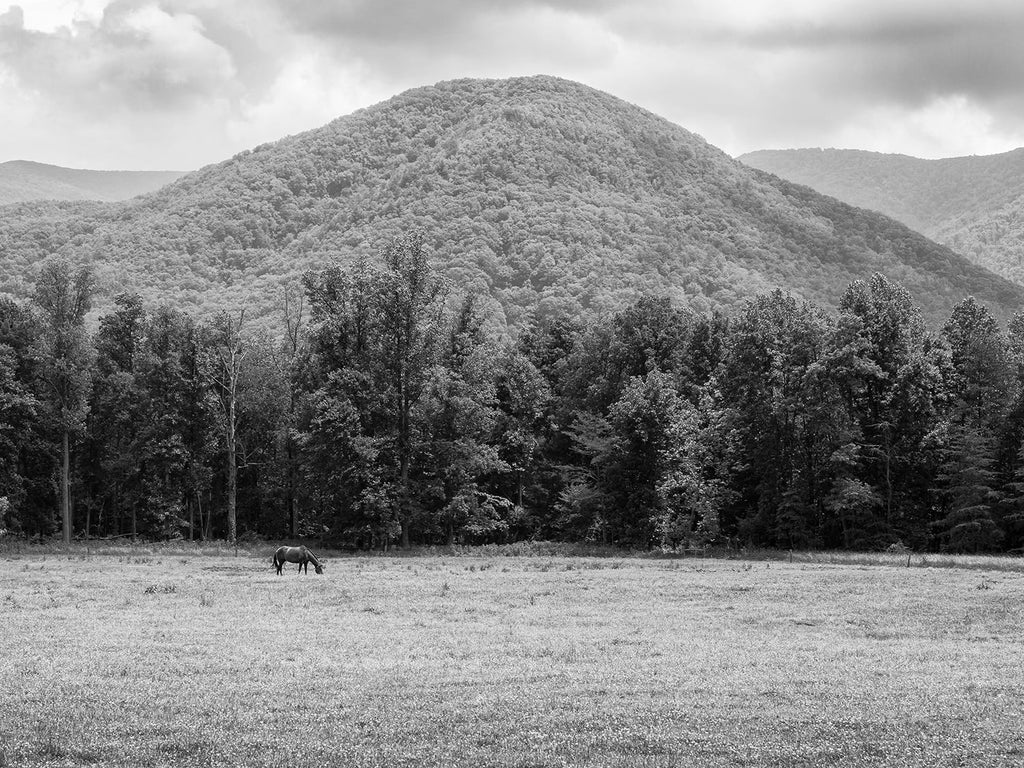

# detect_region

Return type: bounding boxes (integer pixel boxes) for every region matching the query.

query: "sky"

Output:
[2,0,1023,170]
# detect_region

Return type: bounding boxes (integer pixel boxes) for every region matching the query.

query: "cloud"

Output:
[737,3,1024,108]
[2,0,1024,167]
[275,0,620,84]
[0,1,242,113]
[587,0,1024,156]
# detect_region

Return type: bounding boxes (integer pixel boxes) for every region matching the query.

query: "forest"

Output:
[2,230,1024,554]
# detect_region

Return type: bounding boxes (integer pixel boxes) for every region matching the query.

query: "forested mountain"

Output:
[738,148,1024,285]
[1,76,1021,328]
[0,160,185,205]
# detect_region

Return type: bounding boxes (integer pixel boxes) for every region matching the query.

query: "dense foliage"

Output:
[739,148,1024,286]
[2,77,1022,330]
[4,244,1024,555]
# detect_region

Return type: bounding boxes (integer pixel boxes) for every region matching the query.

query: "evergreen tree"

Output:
[930,298,1014,551]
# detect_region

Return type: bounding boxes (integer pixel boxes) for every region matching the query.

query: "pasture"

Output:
[2,546,1023,767]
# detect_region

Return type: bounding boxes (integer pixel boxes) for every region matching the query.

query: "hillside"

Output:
[738,148,1024,284]
[0,160,185,205]
[1,77,1022,329]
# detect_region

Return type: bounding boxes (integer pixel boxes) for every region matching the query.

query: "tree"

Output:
[930,298,1014,551]
[717,291,835,547]
[86,293,145,538]
[377,232,451,547]
[560,371,683,546]
[0,298,41,534]
[658,385,732,548]
[931,421,1003,552]
[208,310,250,544]
[282,286,305,537]
[831,274,940,544]
[493,349,549,532]
[301,232,509,547]
[33,259,94,543]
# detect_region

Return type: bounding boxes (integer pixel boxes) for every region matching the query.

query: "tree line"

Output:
[2,232,1023,553]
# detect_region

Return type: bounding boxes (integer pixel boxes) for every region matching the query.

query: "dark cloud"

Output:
[3,0,1023,167]
[739,7,1024,110]
[274,0,618,80]
[283,0,618,43]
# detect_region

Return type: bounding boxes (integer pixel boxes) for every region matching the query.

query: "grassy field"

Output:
[2,545,1023,767]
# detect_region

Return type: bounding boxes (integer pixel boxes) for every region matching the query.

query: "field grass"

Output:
[2,546,1023,767]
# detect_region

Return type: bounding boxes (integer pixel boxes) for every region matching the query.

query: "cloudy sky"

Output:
[1,0,1023,170]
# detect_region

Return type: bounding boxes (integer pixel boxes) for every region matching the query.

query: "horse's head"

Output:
[314,563,325,575]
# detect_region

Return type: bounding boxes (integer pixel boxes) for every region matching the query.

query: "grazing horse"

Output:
[273,545,325,575]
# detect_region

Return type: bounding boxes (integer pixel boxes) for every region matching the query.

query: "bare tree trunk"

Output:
[198,490,210,541]
[61,431,71,544]
[287,436,298,537]
[400,456,411,549]
[284,289,303,540]
[399,377,411,549]
[227,394,237,544]
[211,310,247,545]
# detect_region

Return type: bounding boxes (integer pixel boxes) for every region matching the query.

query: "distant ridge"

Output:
[738,147,1024,285]
[0,160,186,204]
[1,76,1022,327]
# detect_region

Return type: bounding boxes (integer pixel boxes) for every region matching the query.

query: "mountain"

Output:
[1,77,1022,330]
[0,160,185,205]
[738,148,1024,285]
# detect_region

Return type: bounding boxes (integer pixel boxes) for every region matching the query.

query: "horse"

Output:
[273,545,325,575]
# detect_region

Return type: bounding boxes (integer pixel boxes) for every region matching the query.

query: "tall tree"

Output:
[717,291,834,547]
[86,293,145,538]
[282,286,305,537]
[33,259,94,543]
[208,310,249,544]
[300,232,516,547]
[378,232,450,547]
[831,274,940,545]
[931,298,1014,551]
[0,299,39,534]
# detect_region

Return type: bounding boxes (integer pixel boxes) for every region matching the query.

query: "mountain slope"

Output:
[738,148,1024,284]
[1,77,1021,328]
[0,160,185,205]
